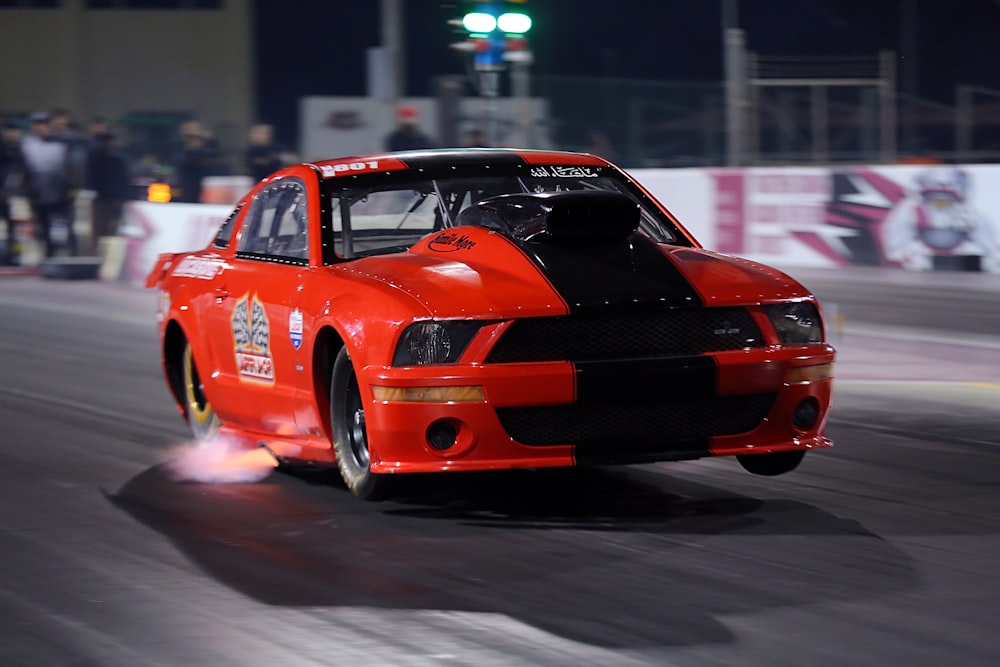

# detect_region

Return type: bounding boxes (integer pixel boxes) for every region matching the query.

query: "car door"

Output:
[204,178,311,435]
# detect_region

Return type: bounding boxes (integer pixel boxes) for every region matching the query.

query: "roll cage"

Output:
[318,164,691,264]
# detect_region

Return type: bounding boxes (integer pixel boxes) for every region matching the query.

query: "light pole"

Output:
[722,0,746,166]
[508,51,533,147]
[380,0,404,134]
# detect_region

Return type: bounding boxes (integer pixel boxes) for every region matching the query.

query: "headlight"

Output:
[393,321,483,366]
[764,302,824,344]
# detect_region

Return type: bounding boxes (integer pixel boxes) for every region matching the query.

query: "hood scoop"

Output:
[456,190,640,243]
[455,190,700,310]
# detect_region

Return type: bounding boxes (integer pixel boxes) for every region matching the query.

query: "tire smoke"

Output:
[164,434,278,484]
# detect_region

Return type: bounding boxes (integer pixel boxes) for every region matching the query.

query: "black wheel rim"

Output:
[345,372,369,467]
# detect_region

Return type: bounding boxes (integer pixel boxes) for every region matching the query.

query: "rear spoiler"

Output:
[145,253,180,288]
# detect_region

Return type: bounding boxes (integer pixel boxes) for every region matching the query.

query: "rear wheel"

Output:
[330,347,392,499]
[182,341,219,440]
[737,450,805,476]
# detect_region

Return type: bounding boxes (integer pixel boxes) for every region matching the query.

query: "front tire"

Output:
[182,341,220,440]
[737,450,805,476]
[330,347,392,500]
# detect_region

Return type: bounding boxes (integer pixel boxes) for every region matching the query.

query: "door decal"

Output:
[232,294,274,383]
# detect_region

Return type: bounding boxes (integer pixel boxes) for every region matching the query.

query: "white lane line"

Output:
[0,385,177,432]
[0,294,155,328]
[837,324,1000,350]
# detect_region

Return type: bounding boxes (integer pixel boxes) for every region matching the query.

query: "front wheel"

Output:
[182,341,220,440]
[330,347,392,500]
[737,450,805,476]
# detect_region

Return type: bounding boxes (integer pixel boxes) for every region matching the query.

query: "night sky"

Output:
[253,0,1000,144]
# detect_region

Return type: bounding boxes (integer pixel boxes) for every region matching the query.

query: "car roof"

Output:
[307,148,611,181]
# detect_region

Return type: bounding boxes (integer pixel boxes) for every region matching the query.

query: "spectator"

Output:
[86,116,111,140]
[584,131,616,161]
[1,119,25,265]
[463,127,489,147]
[86,131,130,255]
[246,122,284,182]
[174,120,219,203]
[21,112,77,257]
[48,108,88,189]
[384,106,435,152]
[83,116,112,157]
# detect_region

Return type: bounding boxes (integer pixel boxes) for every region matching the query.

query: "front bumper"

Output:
[361,345,835,474]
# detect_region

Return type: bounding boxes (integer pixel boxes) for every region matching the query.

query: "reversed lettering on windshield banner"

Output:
[232,294,274,383]
[529,166,600,178]
[428,232,477,252]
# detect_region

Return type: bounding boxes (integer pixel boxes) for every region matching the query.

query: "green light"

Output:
[497,12,531,34]
[463,12,497,33]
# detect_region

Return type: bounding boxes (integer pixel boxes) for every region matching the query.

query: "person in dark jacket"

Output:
[463,127,489,147]
[384,106,435,152]
[21,111,77,257]
[174,120,219,203]
[0,120,25,265]
[246,123,285,182]
[86,131,131,254]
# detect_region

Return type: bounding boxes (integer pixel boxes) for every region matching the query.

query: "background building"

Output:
[0,0,253,166]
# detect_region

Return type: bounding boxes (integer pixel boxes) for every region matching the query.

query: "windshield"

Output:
[324,168,686,261]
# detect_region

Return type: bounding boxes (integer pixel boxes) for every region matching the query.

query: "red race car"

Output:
[147,149,835,498]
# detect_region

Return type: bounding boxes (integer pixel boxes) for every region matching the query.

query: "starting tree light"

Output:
[500,0,531,33]
[461,2,531,36]
[497,11,531,34]
[462,11,497,33]
[457,1,531,67]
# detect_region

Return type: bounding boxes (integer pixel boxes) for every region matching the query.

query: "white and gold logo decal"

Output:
[232,294,274,382]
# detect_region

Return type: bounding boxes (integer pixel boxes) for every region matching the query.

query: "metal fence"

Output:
[532,73,1000,168]
[533,75,726,168]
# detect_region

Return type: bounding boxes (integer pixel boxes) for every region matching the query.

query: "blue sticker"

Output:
[289,308,303,350]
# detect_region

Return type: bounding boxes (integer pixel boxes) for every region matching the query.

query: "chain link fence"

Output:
[532,74,1000,168]
[533,75,725,167]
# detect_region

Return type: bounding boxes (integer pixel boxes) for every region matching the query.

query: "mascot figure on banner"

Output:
[882,166,1000,272]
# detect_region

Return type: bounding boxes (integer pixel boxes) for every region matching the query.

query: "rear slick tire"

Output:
[182,341,220,440]
[737,450,805,476]
[330,347,392,500]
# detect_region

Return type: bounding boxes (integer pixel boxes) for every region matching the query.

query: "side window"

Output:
[237,180,309,263]
[212,203,243,249]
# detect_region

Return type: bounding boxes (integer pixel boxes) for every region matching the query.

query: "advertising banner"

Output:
[112,164,1000,287]
[633,164,1000,272]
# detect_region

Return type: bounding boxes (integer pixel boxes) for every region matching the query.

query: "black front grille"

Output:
[497,393,776,449]
[485,307,763,363]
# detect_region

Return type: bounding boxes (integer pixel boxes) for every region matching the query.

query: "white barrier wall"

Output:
[118,163,1000,284]
[119,201,232,284]
[634,164,1000,273]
